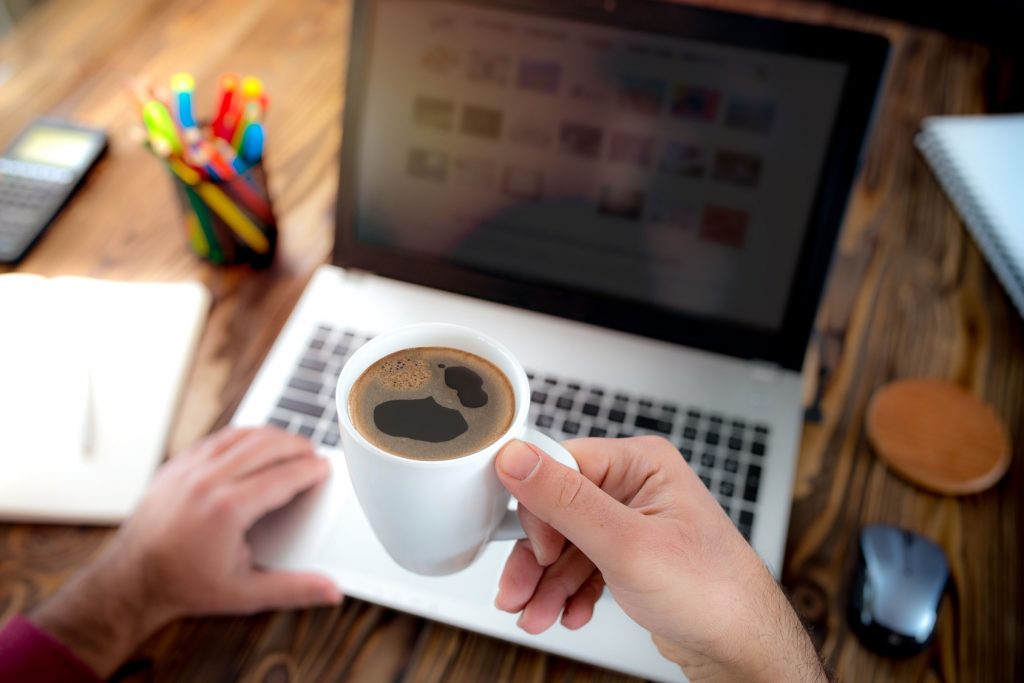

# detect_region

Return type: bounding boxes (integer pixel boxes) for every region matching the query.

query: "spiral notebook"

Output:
[916,114,1024,319]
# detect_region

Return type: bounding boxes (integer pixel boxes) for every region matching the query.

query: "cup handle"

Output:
[491,429,579,542]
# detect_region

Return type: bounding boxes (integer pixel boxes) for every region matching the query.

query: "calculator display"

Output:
[10,127,100,170]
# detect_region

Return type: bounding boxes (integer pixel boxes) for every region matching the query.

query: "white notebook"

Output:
[916,114,1024,319]
[0,275,209,524]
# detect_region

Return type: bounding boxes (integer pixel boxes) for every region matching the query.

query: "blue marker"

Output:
[170,73,197,129]
[239,123,265,165]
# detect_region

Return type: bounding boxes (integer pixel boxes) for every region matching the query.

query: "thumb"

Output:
[243,570,343,612]
[496,440,641,573]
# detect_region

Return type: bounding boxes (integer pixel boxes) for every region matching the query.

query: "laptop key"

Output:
[739,510,754,526]
[678,446,692,462]
[297,423,316,438]
[683,426,697,439]
[588,426,607,437]
[634,415,672,434]
[309,339,325,350]
[544,377,558,386]
[705,432,720,446]
[724,457,739,473]
[556,396,574,410]
[719,480,735,497]
[608,409,626,423]
[738,523,752,541]
[728,436,743,450]
[699,475,711,489]
[277,396,325,418]
[590,388,605,397]
[321,430,340,447]
[617,431,633,438]
[701,452,716,468]
[582,402,600,417]
[751,441,766,456]
[536,414,554,429]
[686,409,701,419]
[332,343,350,357]
[299,357,327,373]
[743,464,762,502]
[562,420,580,435]
[531,390,548,404]
[567,382,581,391]
[288,376,323,394]
[268,416,290,430]
[754,424,770,435]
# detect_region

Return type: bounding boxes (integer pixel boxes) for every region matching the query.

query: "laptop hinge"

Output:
[748,359,782,383]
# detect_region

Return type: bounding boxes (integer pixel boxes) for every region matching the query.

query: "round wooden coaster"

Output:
[866,379,1011,495]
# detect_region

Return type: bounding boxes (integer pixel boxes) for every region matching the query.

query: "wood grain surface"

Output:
[1,0,1021,681]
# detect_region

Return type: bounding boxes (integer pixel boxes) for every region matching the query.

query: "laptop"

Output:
[235,1,888,680]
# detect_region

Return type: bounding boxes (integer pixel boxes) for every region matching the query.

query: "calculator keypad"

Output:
[0,171,67,260]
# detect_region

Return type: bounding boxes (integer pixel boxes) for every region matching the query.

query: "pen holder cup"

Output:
[169,164,278,268]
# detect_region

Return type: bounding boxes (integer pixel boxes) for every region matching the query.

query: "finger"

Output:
[562,436,688,505]
[518,505,564,567]
[516,545,596,635]
[233,455,331,527]
[496,440,643,576]
[208,428,315,482]
[240,569,342,612]
[183,426,263,462]
[560,572,605,630]
[496,539,544,613]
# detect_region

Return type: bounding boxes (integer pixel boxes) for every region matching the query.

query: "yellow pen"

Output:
[194,181,271,254]
[231,77,265,149]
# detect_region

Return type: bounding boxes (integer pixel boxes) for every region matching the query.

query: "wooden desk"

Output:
[1,0,1021,680]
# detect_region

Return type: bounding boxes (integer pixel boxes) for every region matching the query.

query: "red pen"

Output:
[212,73,240,141]
[199,139,238,182]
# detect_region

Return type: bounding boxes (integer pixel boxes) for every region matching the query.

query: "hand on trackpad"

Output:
[249,461,347,569]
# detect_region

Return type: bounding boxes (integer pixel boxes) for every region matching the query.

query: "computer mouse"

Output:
[848,524,949,657]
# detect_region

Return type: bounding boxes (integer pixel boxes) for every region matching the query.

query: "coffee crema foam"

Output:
[377,355,430,391]
[349,347,515,461]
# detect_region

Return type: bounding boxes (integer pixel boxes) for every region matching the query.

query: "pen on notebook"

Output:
[81,365,93,458]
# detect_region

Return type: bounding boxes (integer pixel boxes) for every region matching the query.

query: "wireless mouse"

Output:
[848,524,949,657]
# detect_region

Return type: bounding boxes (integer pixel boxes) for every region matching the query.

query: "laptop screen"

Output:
[337,0,888,369]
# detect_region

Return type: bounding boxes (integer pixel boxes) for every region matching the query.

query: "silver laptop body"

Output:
[236,2,888,680]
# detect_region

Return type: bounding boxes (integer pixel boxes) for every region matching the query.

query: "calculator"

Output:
[0,118,107,264]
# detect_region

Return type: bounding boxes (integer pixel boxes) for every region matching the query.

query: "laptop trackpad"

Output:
[249,452,350,569]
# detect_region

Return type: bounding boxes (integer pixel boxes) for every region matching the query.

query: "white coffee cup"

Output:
[336,323,578,576]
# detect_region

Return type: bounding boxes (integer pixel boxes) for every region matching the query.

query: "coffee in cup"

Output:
[349,346,515,461]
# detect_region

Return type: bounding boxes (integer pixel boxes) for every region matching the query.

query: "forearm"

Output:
[30,552,167,678]
[656,569,827,683]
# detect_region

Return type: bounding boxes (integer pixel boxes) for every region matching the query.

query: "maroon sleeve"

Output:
[0,615,102,683]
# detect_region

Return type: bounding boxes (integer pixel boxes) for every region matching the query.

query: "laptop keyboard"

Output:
[266,325,770,541]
